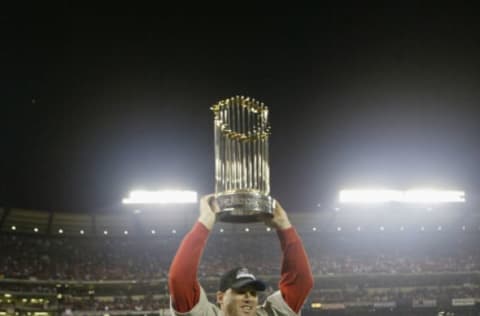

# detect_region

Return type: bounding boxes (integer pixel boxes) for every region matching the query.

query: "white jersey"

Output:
[170,287,299,316]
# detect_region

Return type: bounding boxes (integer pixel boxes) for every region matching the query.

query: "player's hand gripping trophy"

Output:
[211,96,274,222]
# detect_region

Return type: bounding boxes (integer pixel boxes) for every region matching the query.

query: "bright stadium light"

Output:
[339,190,402,203]
[403,189,465,203]
[122,190,198,204]
[339,189,465,204]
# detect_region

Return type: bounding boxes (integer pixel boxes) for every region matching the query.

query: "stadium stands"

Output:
[1,207,479,315]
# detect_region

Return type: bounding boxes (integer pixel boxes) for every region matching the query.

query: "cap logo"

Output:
[236,268,255,280]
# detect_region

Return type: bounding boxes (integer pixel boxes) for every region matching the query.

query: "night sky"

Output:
[2,6,480,213]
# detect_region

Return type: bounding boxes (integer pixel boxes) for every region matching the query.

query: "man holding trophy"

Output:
[168,97,314,316]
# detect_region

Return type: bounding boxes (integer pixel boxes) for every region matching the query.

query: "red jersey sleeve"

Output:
[277,227,314,313]
[168,222,210,312]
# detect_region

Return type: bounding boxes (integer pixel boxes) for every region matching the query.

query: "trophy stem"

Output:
[247,109,252,190]
[253,111,257,190]
[225,106,230,192]
[235,97,241,190]
[229,101,235,190]
[242,103,247,189]
[214,116,220,193]
[260,137,264,193]
[264,138,268,192]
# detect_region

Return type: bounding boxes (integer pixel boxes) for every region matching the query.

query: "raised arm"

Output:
[168,194,217,312]
[265,200,314,313]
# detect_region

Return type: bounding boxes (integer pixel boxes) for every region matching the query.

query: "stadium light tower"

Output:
[122,190,198,204]
[339,188,465,204]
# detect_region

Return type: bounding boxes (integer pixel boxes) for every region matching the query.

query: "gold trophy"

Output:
[211,96,274,222]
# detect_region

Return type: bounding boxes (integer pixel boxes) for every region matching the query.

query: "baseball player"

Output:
[169,194,314,316]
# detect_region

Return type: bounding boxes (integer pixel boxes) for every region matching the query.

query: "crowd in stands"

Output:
[1,230,480,313]
[65,295,168,312]
[1,232,479,281]
[0,234,174,280]
[309,286,480,303]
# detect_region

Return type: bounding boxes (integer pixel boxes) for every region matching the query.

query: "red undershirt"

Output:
[169,222,313,313]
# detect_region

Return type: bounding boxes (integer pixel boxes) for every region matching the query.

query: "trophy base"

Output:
[216,192,274,223]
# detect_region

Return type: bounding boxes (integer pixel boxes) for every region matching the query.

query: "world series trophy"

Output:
[211,96,274,222]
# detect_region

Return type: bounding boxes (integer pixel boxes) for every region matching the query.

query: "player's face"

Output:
[217,287,258,316]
